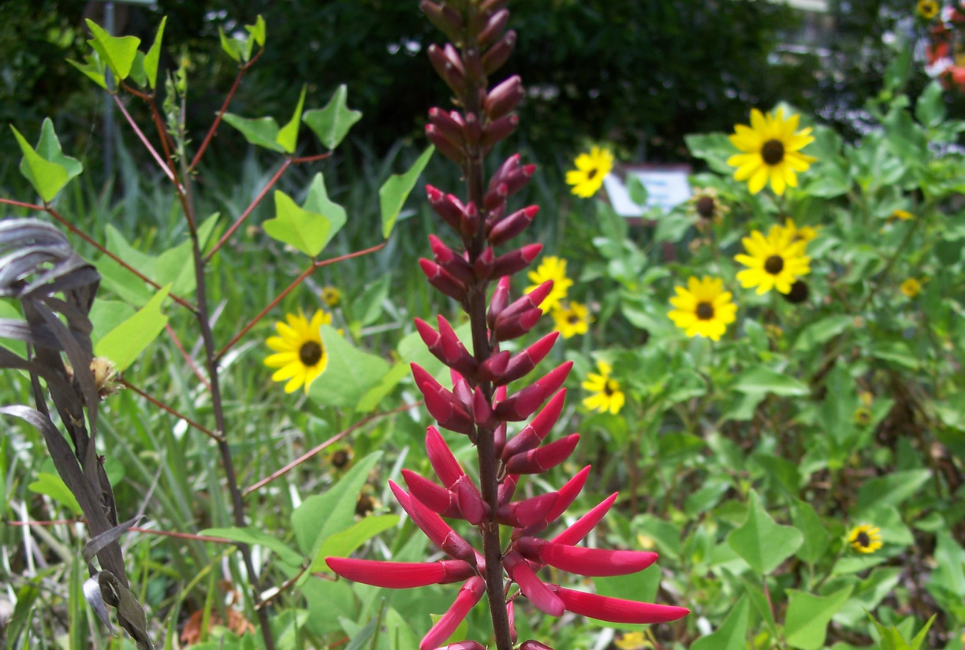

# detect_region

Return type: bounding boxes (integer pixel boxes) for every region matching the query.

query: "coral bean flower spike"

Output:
[727,108,816,195]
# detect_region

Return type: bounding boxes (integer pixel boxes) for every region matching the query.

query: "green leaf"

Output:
[200,526,304,567]
[291,452,383,555]
[0,300,26,358]
[356,276,391,327]
[726,490,803,575]
[784,586,853,650]
[222,113,284,152]
[310,515,400,572]
[308,326,390,408]
[792,315,852,352]
[928,532,965,598]
[88,300,135,347]
[303,85,363,149]
[35,118,83,183]
[684,132,735,174]
[691,596,748,650]
[380,147,434,238]
[28,472,82,515]
[740,576,778,637]
[626,174,648,206]
[245,15,266,47]
[11,125,69,203]
[791,499,830,565]
[263,190,331,257]
[144,16,167,89]
[302,173,346,253]
[127,51,147,87]
[834,567,901,627]
[276,86,307,154]
[154,213,219,297]
[218,26,242,63]
[94,285,170,372]
[854,469,931,513]
[85,19,140,81]
[733,366,810,397]
[67,52,108,89]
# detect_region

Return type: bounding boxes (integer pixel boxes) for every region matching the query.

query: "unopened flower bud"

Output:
[504,551,564,616]
[505,434,580,474]
[427,125,466,166]
[427,44,467,96]
[551,586,689,625]
[481,30,517,75]
[420,1,464,42]
[501,389,566,460]
[488,205,538,246]
[327,557,475,588]
[481,114,519,147]
[487,276,511,329]
[478,9,511,48]
[420,577,487,650]
[420,259,468,302]
[490,243,542,278]
[493,362,572,421]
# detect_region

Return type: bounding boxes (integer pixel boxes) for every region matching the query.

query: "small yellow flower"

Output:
[566,146,614,198]
[901,278,921,298]
[688,186,730,222]
[614,632,653,650]
[859,390,874,407]
[783,218,819,245]
[917,0,939,19]
[264,310,332,393]
[582,360,625,415]
[848,524,883,554]
[853,407,872,426]
[667,277,737,341]
[551,302,591,338]
[320,286,342,307]
[727,108,817,195]
[892,209,914,221]
[525,256,573,313]
[735,224,811,295]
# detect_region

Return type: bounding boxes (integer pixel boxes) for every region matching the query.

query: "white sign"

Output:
[604,167,692,216]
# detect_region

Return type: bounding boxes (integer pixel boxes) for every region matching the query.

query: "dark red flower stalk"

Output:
[326,3,688,649]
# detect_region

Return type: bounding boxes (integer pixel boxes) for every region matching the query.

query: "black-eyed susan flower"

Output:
[727,108,816,195]
[614,632,653,650]
[781,280,810,304]
[735,224,811,295]
[853,407,872,426]
[551,301,591,338]
[783,218,819,245]
[566,146,614,198]
[892,209,914,221]
[917,0,939,19]
[264,310,332,393]
[901,278,922,298]
[687,186,730,222]
[320,286,342,307]
[525,256,573,313]
[582,360,625,415]
[848,524,883,554]
[667,276,737,341]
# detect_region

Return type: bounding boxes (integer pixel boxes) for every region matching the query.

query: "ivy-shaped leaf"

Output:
[143,16,167,89]
[221,114,284,152]
[784,587,853,650]
[67,51,108,89]
[245,15,266,48]
[94,285,170,372]
[11,125,69,203]
[218,26,243,63]
[380,146,434,238]
[276,86,307,154]
[726,490,803,575]
[263,190,331,257]
[85,19,140,82]
[302,173,346,253]
[34,118,83,182]
[303,85,362,149]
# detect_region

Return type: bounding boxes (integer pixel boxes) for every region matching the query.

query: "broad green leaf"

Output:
[792,315,852,352]
[264,190,331,257]
[303,579,356,636]
[355,361,408,414]
[222,113,284,152]
[380,146,434,238]
[200,526,304,567]
[302,173,346,252]
[791,499,830,565]
[684,132,735,174]
[626,173,649,206]
[784,586,853,650]
[303,85,363,149]
[308,326,390,408]
[28,472,82,515]
[144,16,167,89]
[870,614,935,650]
[854,469,931,513]
[752,453,801,496]
[67,52,108,89]
[691,596,748,650]
[11,125,69,203]
[356,276,391,328]
[88,300,135,347]
[94,285,170,371]
[310,515,400,572]
[733,366,810,397]
[86,19,140,81]
[928,532,965,598]
[834,567,901,627]
[245,15,267,47]
[154,213,220,297]
[276,86,307,154]
[127,51,147,87]
[726,490,803,575]
[383,608,420,650]
[218,26,242,63]
[291,452,383,554]
[740,575,777,637]
[34,118,82,182]
[915,81,945,128]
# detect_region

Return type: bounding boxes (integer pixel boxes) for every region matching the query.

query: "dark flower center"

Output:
[603,380,618,396]
[761,139,785,165]
[586,168,598,180]
[782,280,809,304]
[331,449,350,468]
[568,313,581,324]
[696,302,714,320]
[696,196,716,218]
[856,531,870,547]
[764,255,785,275]
[299,341,323,366]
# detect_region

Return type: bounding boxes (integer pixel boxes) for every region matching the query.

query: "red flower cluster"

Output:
[326,2,688,649]
[925,2,965,89]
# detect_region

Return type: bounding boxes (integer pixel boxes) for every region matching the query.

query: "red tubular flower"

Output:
[503,552,564,616]
[500,389,566,460]
[515,537,658,577]
[493,362,572,421]
[505,434,580,474]
[551,493,618,546]
[425,426,465,488]
[495,491,558,527]
[326,558,475,588]
[420,577,487,650]
[552,586,689,625]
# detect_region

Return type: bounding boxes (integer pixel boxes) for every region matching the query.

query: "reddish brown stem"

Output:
[215,243,385,361]
[119,379,222,442]
[242,400,419,496]
[112,95,176,183]
[8,520,233,544]
[164,324,211,389]
[255,565,310,610]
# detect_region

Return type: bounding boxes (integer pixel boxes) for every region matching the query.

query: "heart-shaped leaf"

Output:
[222,113,284,152]
[11,125,69,203]
[727,490,803,575]
[263,190,331,257]
[303,85,362,149]
[302,173,346,253]
[86,19,140,82]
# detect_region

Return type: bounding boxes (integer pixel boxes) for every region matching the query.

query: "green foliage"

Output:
[380,146,434,238]
[303,85,363,150]
[94,285,170,372]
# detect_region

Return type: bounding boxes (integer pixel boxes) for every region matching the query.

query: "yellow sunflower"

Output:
[848,524,883,554]
[264,310,332,393]
[783,218,819,245]
[551,301,591,338]
[525,256,573,313]
[667,277,737,341]
[735,224,811,295]
[901,278,922,298]
[582,360,625,415]
[320,286,342,307]
[727,108,817,195]
[566,146,614,198]
[917,0,939,19]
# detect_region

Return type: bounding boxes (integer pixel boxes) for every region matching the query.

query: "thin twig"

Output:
[112,95,176,183]
[242,401,420,497]
[165,324,211,389]
[119,379,223,442]
[6,520,234,544]
[254,565,310,610]
[215,243,386,360]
